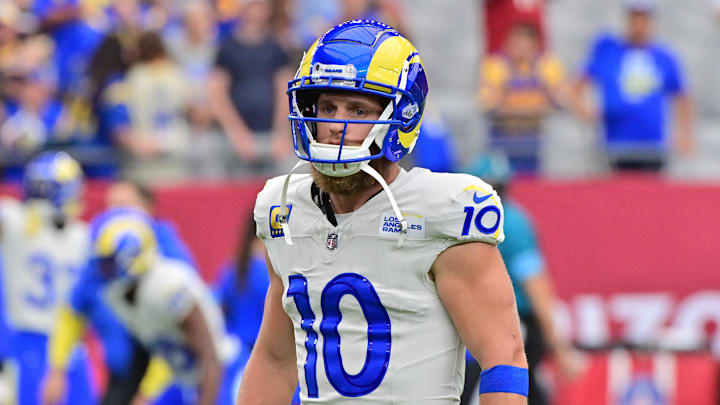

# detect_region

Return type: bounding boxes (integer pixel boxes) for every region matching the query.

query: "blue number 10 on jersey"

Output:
[287,273,392,398]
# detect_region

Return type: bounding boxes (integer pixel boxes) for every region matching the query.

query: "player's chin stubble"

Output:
[311,158,390,195]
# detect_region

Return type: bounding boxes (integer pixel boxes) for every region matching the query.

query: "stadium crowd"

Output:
[0,0,412,183]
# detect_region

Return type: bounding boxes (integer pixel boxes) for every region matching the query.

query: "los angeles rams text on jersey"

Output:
[0,198,88,334]
[255,167,504,404]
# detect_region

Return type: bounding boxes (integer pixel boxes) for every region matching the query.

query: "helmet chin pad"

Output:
[309,143,370,177]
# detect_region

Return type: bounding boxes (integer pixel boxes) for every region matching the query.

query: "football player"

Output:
[0,151,95,405]
[42,208,231,405]
[73,180,199,405]
[238,20,528,404]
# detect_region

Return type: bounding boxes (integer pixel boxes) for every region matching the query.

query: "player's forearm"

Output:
[480,393,528,404]
[196,353,222,405]
[236,348,298,405]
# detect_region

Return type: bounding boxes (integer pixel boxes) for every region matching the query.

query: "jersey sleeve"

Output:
[68,263,104,318]
[427,173,505,249]
[253,176,287,241]
[538,55,566,88]
[148,266,198,325]
[0,198,25,241]
[660,50,685,95]
[482,56,510,89]
[583,33,614,81]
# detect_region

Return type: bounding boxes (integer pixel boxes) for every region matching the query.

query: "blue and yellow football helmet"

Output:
[23,150,83,213]
[89,207,157,279]
[288,19,429,177]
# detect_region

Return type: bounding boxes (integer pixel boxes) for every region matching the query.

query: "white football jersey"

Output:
[0,198,88,334]
[254,167,505,404]
[103,257,232,387]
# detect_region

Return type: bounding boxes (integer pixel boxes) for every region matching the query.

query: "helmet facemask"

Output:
[290,84,401,178]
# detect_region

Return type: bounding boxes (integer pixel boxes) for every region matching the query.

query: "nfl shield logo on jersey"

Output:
[326,232,338,251]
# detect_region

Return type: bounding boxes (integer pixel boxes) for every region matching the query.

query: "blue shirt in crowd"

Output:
[584,34,685,153]
[32,0,104,94]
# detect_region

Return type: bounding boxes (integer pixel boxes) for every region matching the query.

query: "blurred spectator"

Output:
[460,152,583,405]
[269,0,302,55]
[122,30,191,183]
[32,0,104,97]
[0,65,65,152]
[164,0,231,179]
[215,0,242,38]
[575,0,693,172]
[339,0,408,36]
[164,0,218,92]
[210,0,294,175]
[106,0,151,32]
[482,0,546,54]
[0,36,69,179]
[76,32,136,177]
[478,22,571,175]
[0,1,24,73]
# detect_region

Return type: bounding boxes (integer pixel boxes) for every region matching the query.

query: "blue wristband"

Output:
[478,365,529,397]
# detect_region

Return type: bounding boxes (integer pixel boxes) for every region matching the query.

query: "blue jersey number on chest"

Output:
[287,273,391,398]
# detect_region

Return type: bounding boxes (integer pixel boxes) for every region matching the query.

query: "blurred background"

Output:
[0,0,720,404]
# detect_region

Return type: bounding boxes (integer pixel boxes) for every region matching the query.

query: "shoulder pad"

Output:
[254,174,311,240]
[422,172,505,245]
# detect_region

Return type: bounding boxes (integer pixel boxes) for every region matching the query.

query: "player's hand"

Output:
[130,394,151,405]
[41,369,67,405]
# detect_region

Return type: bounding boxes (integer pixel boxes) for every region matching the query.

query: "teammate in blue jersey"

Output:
[47,180,198,405]
[461,153,582,405]
[43,207,230,405]
[0,151,95,405]
[238,20,528,404]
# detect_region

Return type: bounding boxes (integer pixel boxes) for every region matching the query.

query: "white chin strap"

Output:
[360,164,408,248]
[277,161,408,248]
